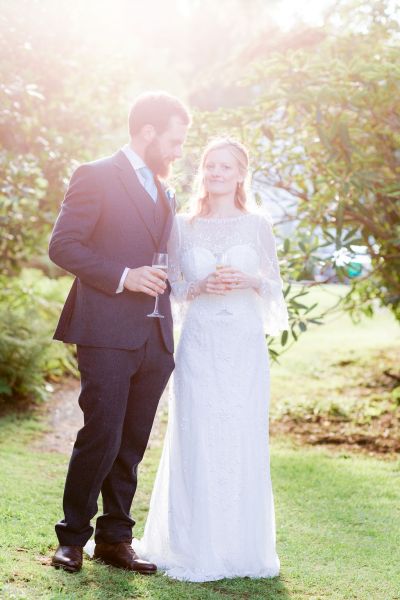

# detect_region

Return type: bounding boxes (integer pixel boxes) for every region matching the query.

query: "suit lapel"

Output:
[155,177,174,252]
[113,150,158,246]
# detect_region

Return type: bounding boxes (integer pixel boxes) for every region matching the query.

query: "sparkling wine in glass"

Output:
[147,253,168,319]
[215,251,232,316]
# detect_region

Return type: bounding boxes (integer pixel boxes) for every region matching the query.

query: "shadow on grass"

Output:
[45,559,291,600]
[3,406,399,598]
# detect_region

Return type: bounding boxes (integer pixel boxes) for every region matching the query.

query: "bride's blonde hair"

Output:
[190,137,250,219]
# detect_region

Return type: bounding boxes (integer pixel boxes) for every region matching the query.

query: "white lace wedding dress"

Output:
[133,213,289,582]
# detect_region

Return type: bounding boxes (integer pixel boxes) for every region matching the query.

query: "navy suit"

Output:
[49,150,175,545]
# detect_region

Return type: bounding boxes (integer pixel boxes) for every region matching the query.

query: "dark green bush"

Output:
[0,270,77,405]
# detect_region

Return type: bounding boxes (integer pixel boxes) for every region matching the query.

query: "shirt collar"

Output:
[121,144,147,172]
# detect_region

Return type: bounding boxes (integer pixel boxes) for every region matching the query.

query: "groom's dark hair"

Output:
[129,92,191,136]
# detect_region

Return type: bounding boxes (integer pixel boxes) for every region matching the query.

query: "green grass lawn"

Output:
[270,285,400,422]
[1,412,399,599]
[1,285,399,599]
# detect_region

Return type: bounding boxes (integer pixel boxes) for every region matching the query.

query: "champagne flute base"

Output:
[216,309,233,316]
[147,312,165,318]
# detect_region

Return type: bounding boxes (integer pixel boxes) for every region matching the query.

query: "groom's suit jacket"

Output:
[49,150,174,353]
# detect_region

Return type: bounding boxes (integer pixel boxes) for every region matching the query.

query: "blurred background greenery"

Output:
[0,0,399,405]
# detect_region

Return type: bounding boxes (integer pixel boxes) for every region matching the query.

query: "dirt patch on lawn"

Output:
[270,348,400,458]
[35,377,168,454]
[34,378,83,453]
[271,411,400,457]
[36,367,399,458]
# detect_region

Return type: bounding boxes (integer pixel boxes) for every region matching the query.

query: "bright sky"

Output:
[64,0,335,41]
[271,0,332,30]
[272,0,400,30]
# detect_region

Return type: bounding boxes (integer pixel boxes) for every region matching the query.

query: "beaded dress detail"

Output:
[134,213,288,582]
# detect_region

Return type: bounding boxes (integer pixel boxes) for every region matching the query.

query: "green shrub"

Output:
[0,270,77,405]
[0,153,50,278]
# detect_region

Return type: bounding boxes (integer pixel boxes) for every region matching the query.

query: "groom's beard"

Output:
[145,139,171,179]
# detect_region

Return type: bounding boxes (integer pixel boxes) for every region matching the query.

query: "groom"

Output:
[49,92,190,574]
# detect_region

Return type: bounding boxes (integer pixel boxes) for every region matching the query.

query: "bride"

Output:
[134,137,289,582]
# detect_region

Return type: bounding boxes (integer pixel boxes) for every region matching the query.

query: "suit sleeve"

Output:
[48,164,126,295]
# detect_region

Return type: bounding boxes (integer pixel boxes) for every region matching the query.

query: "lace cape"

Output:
[167,213,289,336]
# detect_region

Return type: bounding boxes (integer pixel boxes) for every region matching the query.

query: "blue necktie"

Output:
[139,166,158,203]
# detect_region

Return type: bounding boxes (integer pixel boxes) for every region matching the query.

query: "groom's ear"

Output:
[142,124,156,142]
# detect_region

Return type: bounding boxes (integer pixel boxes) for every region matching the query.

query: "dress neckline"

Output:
[194,214,252,223]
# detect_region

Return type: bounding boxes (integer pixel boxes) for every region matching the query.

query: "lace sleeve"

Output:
[167,216,200,303]
[256,216,289,336]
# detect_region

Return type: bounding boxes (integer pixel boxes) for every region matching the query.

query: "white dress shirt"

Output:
[115,145,153,293]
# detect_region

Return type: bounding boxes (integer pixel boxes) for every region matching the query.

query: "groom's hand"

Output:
[123,267,167,297]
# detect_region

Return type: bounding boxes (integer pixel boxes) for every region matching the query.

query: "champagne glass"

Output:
[147,253,168,318]
[215,251,232,316]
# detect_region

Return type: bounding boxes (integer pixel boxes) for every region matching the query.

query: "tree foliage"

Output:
[1,0,398,396]
[0,0,132,275]
[190,0,400,321]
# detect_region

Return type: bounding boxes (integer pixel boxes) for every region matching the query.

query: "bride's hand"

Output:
[216,267,260,291]
[199,272,228,295]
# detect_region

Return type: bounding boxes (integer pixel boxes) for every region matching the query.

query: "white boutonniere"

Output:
[165,187,176,210]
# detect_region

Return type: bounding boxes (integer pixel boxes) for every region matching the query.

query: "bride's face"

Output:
[203,148,243,197]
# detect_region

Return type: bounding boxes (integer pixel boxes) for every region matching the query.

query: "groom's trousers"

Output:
[55,320,174,546]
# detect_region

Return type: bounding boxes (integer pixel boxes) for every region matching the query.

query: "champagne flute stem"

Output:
[153,294,159,314]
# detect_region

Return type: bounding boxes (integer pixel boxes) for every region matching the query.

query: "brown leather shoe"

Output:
[94,542,157,574]
[51,545,83,573]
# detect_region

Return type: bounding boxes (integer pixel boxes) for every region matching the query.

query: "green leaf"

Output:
[304,302,318,314]
[284,238,291,254]
[343,227,359,242]
[299,321,307,332]
[283,284,292,298]
[0,379,12,396]
[290,301,309,310]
